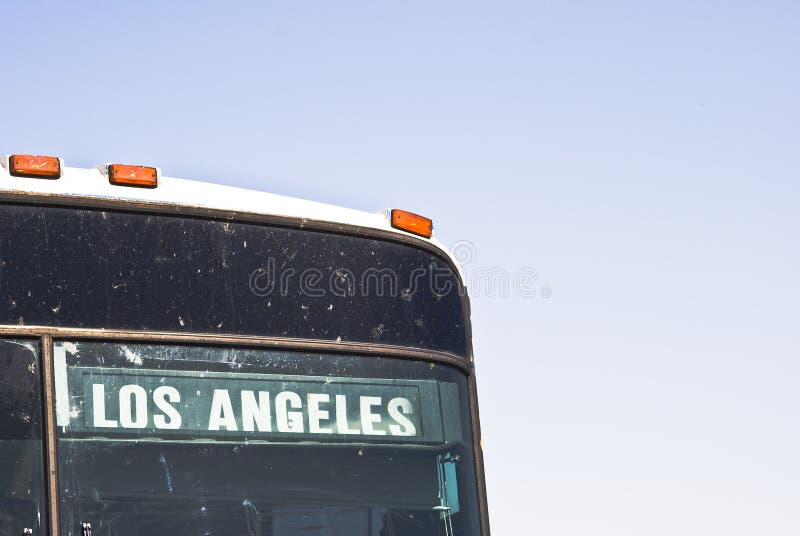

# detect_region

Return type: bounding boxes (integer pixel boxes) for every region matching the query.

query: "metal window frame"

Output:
[9,327,488,536]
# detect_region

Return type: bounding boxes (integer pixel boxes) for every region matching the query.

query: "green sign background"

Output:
[63,367,460,445]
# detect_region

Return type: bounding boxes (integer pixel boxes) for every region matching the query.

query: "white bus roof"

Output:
[0,158,462,279]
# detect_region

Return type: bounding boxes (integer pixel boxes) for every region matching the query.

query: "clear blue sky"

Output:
[3,2,799,534]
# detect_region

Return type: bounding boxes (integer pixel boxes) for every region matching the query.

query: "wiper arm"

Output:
[242,499,262,536]
[436,452,461,536]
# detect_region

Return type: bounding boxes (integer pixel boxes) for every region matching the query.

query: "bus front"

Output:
[0,156,489,536]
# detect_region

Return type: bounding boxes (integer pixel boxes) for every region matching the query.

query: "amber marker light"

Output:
[108,164,158,188]
[8,154,61,179]
[391,209,433,238]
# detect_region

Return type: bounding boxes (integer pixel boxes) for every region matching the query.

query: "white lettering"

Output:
[86,380,425,442]
[307,393,332,434]
[387,397,416,436]
[275,391,304,433]
[360,396,386,435]
[208,389,238,431]
[335,394,360,434]
[92,384,118,428]
[241,390,272,432]
[119,384,148,428]
[153,386,182,430]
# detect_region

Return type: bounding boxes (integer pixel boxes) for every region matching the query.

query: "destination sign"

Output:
[58,366,460,444]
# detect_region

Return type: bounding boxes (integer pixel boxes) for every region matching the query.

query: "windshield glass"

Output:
[53,341,481,536]
[0,339,45,536]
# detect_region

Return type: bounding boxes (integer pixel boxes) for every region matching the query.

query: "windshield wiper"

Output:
[435,452,461,536]
[242,499,261,536]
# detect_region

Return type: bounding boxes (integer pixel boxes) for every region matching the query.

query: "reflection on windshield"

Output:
[59,442,467,535]
[54,342,481,536]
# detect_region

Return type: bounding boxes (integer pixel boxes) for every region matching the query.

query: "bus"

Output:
[0,154,490,536]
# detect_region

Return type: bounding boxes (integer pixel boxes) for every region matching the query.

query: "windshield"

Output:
[53,341,481,536]
[0,339,46,536]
